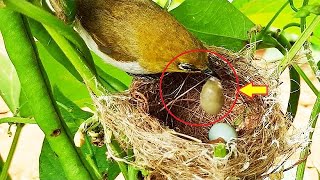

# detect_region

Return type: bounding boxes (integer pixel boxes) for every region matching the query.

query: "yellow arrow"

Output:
[239,82,268,98]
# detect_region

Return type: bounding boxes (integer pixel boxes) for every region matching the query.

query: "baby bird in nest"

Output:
[76,0,210,75]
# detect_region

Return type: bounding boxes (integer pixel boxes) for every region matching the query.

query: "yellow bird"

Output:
[76,0,209,74]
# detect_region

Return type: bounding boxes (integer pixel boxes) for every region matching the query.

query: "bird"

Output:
[75,0,209,75]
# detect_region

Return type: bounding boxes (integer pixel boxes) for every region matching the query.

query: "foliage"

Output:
[0,0,319,179]
[171,0,254,51]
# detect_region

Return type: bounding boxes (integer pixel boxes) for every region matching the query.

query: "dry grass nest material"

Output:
[94,47,304,179]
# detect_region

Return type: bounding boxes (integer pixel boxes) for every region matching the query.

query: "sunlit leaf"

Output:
[171,0,255,51]
[0,53,20,113]
[36,43,92,107]
[39,140,68,180]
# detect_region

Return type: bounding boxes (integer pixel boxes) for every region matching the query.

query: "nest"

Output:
[94,48,304,179]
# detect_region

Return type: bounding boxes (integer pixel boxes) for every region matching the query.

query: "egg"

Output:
[208,123,237,142]
[200,77,224,115]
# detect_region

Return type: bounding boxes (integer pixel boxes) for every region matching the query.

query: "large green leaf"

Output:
[36,43,92,107]
[53,87,93,134]
[171,0,255,51]
[0,54,20,113]
[39,140,68,180]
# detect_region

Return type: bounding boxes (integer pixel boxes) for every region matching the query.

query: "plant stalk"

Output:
[296,92,320,179]
[0,117,36,124]
[0,124,23,180]
[44,26,104,96]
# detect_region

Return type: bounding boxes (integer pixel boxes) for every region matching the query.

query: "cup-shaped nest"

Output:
[95,48,303,179]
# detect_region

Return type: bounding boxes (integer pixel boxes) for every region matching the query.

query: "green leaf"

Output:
[39,140,68,180]
[152,0,185,10]
[0,54,20,113]
[30,20,126,94]
[0,39,34,118]
[0,153,11,180]
[96,67,128,92]
[36,43,92,107]
[171,0,255,51]
[53,87,92,134]
[30,20,129,93]
[106,160,121,180]
[92,53,133,87]
[213,143,227,158]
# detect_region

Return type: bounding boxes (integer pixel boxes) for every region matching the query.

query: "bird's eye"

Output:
[178,63,200,71]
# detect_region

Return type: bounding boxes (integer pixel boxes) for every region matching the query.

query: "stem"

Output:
[275,16,320,75]
[288,0,299,12]
[296,92,320,179]
[128,165,139,180]
[0,117,36,124]
[259,1,289,38]
[108,136,129,180]
[270,31,302,120]
[127,148,139,180]
[28,19,83,82]
[283,23,301,31]
[44,26,104,96]
[295,0,319,177]
[265,1,289,31]
[303,42,319,81]
[0,124,23,180]
[0,9,92,179]
[292,64,319,95]
[299,0,319,82]
[96,67,128,92]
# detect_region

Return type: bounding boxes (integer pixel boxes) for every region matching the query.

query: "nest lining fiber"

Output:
[94,48,304,179]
